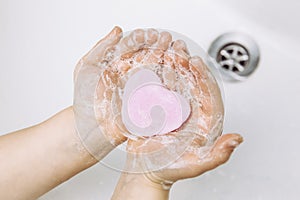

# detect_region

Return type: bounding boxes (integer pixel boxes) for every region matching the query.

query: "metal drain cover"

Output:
[208,32,260,80]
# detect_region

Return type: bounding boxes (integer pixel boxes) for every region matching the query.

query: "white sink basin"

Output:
[0,0,299,199]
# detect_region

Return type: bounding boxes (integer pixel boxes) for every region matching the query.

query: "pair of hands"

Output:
[74,26,243,186]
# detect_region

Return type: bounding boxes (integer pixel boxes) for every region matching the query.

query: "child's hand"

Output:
[109,29,243,200]
[121,33,242,187]
[127,133,242,186]
[73,27,177,160]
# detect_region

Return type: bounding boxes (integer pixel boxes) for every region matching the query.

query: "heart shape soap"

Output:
[122,69,191,137]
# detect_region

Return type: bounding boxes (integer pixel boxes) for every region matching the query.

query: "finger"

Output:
[166,39,190,69]
[189,55,220,95]
[143,31,172,64]
[84,26,123,64]
[130,28,159,63]
[172,39,189,54]
[196,134,243,172]
[145,28,159,46]
[74,26,122,81]
[116,29,146,57]
[188,56,213,122]
[190,56,224,130]
[189,56,214,115]
[156,31,172,51]
[189,56,209,82]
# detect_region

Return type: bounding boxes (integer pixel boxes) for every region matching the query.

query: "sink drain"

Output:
[209,32,260,80]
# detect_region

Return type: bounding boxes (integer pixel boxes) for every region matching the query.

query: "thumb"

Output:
[74,26,122,81]
[84,26,123,64]
[198,133,243,173]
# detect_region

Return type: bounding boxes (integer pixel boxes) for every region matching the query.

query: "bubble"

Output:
[74,28,225,173]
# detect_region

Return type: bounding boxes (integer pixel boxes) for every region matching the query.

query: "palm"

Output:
[74,27,179,145]
[121,30,243,182]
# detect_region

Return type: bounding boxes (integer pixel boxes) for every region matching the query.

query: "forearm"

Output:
[111,173,170,200]
[0,107,97,199]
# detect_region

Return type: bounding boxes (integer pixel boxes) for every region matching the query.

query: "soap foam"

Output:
[74,28,224,172]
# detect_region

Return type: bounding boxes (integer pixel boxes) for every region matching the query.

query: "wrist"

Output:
[73,104,126,160]
[112,173,170,200]
[143,171,174,191]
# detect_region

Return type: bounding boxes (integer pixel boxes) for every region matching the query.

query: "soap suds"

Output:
[74,28,224,172]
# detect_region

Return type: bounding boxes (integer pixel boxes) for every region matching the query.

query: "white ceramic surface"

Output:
[1,0,299,199]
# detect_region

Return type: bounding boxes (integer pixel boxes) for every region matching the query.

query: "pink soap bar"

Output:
[121,69,190,137]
